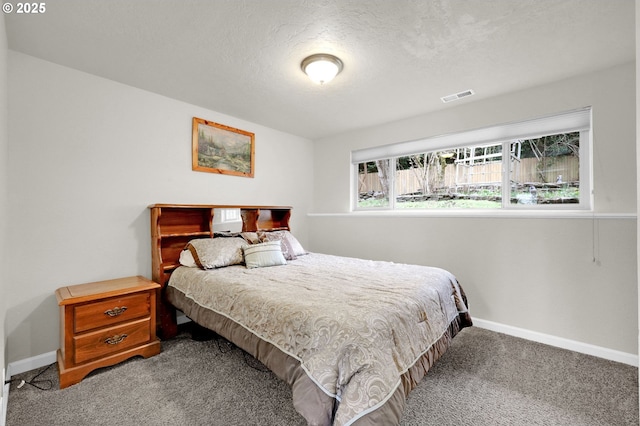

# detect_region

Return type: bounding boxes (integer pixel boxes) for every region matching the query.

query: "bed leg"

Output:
[158,301,178,339]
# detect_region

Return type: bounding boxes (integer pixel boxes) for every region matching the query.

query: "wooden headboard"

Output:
[149,204,292,338]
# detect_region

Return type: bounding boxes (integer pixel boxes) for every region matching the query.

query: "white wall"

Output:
[636,0,640,403]
[5,51,314,363]
[636,0,639,409]
[0,13,8,421]
[310,63,638,356]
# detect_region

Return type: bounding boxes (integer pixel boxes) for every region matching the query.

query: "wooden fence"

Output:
[359,156,579,194]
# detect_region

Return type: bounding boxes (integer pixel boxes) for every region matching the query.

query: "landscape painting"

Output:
[192,117,255,178]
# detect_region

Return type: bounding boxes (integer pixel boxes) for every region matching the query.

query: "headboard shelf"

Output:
[162,262,181,271]
[160,231,212,238]
[149,203,292,338]
[240,208,291,232]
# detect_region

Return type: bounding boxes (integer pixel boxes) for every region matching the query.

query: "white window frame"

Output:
[215,208,242,224]
[352,108,592,212]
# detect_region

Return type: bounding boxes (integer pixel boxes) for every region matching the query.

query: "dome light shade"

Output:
[301,54,343,84]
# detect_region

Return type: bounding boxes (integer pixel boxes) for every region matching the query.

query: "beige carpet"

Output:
[6,326,638,425]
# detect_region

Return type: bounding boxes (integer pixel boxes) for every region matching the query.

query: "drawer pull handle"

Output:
[104,306,127,317]
[105,334,128,345]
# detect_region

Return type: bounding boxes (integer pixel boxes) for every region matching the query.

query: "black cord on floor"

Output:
[4,362,55,391]
[241,350,270,373]
[215,336,235,354]
[210,334,269,373]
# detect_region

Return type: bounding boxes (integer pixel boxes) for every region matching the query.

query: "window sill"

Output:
[308,210,636,220]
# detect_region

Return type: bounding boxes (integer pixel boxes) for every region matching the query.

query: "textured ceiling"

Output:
[5,0,635,140]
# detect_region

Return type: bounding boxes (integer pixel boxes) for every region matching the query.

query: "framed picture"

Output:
[192,117,255,178]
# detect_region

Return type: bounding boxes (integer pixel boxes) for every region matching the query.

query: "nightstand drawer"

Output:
[73,317,152,364]
[74,293,151,333]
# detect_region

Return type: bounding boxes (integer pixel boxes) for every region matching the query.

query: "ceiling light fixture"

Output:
[301,54,343,85]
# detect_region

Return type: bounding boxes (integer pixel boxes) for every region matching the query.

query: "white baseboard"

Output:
[2,351,57,426]
[472,318,638,367]
[1,390,6,426]
[1,367,7,426]
[7,351,57,377]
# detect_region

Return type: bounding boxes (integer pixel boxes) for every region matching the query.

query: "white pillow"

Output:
[243,241,287,269]
[179,249,198,268]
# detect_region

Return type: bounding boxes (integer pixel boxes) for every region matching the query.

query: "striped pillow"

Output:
[243,241,287,269]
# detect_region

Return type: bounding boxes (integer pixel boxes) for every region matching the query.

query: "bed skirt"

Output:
[166,285,471,426]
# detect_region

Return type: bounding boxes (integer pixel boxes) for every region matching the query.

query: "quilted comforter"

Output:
[167,252,471,425]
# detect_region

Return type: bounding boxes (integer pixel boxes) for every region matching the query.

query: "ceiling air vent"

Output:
[441,89,475,103]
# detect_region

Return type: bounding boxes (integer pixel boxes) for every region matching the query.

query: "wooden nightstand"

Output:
[56,275,161,389]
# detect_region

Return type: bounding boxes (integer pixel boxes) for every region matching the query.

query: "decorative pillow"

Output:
[179,249,198,268]
[258,230,307,257]
[239,232,261,244]
[243,241,287,269]
[213,231,241,238]
[258,231,297,260]
[185,237,248,269]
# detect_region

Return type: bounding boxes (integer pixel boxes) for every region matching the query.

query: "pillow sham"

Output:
[258,231,297,260]
[243,241,287,269]
[185,237,248,269]
[214,231,261,244]
[258,230,307,258]
[240,232,261,244]
[213,231,241,238]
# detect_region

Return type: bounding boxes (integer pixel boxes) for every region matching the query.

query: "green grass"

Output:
[357,198,500,209]
[357,199,390,208]
[357,187,579,210]
[397,199,500,209]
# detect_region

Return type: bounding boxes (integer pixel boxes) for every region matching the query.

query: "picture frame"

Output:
[192,117,255,178]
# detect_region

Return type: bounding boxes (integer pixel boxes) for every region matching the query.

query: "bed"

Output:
[149,204,472,426]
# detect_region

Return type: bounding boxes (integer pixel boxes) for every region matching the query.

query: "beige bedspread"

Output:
[168,253,470,425]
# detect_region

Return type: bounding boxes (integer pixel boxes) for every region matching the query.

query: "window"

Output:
[352,108,591,211]
[219,208,241,223]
